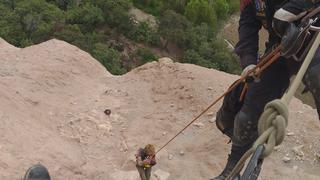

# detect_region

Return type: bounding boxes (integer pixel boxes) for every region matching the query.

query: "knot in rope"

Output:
[252,99,288,158]
[226,99,289,179]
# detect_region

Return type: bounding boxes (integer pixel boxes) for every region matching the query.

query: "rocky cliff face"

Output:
[0,38,319,180]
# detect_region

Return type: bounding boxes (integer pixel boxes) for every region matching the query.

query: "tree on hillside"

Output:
[199,40,240,73]
[66,3,104,32]
[133,0,161,6]
[184,0,217,29]
[0,0,23,9]
[88,0,131,26]
[0,3,23,45]
[211,0,229,19]
[133,0,190,15]
[92,43,126,75]
[0,0,241,76]
[164,0,188,14]
[158,10,191,49]
[46,0,77,10]
[54,24,87,49]
[184,23,214,50]
[132,21,160,45]
[132,0,164,15]
[134,48,158,65]
[14,0,64,46]
[226,0,240,14]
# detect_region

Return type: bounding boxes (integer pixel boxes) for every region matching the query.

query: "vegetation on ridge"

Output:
[0,0,241,75]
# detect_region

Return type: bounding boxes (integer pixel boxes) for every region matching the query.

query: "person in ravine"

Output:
[135,144,157,180]
[212,0,320,179]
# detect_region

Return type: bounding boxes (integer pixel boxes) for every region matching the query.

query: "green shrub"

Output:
[0,0,241,76]
[46,0,77,10]
[15,0,64,43]
[0,3,24,46]
[182,38,240,74]
[166,0,189,14]
[210,40,241,74]
[66,3,104,32]
[184,0,217,29]
[212,0,229,19]
[184,23,215,50]
[92,43,126,75]
[183,49,219,69]
[85,32,108,51]
[132,0,164,16]
[92,0,132,27]
[159,10,191,48]
[132,21,160,45]
[134,48,158,65]
[227,0,240,14]
[20,38,34,47]
[54,24,88,49]
[183,49,204,64]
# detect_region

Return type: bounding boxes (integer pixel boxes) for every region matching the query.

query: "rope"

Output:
[227,32,320,179]
[155,46,281,155]
[155,78,242,154]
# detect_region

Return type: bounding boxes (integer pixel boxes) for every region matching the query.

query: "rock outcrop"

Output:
[0,38,320,179]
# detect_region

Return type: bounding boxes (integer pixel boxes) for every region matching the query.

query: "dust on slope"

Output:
[0,39,319,180]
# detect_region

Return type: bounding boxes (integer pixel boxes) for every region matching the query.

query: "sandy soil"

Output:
[0,38,319,180]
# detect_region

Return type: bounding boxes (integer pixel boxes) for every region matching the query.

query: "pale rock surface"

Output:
[110,170,140,180]
[0,38,320,180]
[154,169,170,180]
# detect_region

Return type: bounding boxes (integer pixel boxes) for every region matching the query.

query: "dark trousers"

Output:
[136,165,151,180]
[231,59,291,158]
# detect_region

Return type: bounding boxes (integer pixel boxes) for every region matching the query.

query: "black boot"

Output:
[210,154,240,180]
[211,145,249,180]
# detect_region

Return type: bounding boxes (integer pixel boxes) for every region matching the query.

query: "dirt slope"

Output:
[0,38,319,180]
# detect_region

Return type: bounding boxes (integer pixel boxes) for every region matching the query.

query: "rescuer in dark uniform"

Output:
[212,0,320,179]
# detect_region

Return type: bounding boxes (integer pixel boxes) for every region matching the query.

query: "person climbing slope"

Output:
[135,144,157,180]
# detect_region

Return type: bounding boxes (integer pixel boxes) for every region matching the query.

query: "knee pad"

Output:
[232,111,258,147]
[216,109,234,139]
[216,81,245,138]
[303,57,320,118]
